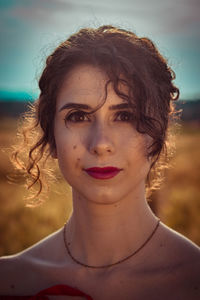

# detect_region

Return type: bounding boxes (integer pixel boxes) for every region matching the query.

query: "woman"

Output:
[0,25,199,299]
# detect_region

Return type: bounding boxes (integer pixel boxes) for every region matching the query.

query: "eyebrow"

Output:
[59,102,131,112]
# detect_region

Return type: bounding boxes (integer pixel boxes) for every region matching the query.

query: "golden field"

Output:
[0,117,200,256]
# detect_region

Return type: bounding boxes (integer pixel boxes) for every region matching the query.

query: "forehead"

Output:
[56,64,129,108]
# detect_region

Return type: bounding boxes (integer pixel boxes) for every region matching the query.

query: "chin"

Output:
[84,188,126,206]
[72,185,120,205]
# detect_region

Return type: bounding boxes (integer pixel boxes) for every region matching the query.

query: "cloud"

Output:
[0,0,199,98]
[1,0,200,37]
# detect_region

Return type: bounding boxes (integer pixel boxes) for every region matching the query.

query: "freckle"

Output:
[10,284,15,289]
[73,145,77,149]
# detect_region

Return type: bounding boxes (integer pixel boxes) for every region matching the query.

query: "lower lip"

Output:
[85,170,121,180]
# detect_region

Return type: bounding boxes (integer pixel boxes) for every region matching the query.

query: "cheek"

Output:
[56,138,82,173]
[137,134,150,157]
[55,128,80,159]
[75,157,81,168]
[56,146,82,185]
[127,135,150,171]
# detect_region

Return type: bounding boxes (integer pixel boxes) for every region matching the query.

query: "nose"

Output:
[88,123,115,156]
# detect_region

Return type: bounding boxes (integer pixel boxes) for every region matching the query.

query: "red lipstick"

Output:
[84,167,122,180]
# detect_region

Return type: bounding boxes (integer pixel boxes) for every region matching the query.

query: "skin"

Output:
[0,64,200,299]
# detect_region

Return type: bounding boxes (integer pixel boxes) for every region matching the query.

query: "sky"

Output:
[0,0,200,101]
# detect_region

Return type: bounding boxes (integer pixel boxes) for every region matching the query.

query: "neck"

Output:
[65,188,158,268]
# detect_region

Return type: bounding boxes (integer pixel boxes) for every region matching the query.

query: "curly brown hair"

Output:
[12,25,179,205]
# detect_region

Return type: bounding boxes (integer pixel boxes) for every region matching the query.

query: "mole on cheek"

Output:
[73,145,77,149]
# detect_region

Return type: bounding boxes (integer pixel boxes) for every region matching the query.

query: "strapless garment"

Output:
[0,284,93,299]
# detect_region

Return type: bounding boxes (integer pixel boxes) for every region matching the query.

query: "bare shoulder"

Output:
[155,222,200,299]
[158,222,200,260]
[0,228,66,295]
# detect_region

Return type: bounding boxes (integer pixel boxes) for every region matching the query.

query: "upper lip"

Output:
[84,167,122,173]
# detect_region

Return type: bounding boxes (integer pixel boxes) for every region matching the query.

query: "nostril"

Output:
[91,146,113,155]
[88,135,114,155]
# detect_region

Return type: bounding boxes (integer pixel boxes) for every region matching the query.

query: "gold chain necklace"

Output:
[63,219,160,269]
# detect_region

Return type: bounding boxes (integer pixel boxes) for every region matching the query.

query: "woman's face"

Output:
[54,64,150,205]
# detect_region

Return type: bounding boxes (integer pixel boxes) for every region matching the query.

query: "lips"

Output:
[84,167,122,180]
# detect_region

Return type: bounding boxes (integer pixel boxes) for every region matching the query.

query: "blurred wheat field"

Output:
[0,117,200,256]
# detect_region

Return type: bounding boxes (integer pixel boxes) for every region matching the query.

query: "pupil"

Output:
[123,113,128,120]
[78,112,84,120]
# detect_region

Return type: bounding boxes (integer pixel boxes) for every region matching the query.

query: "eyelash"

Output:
[64,110,134,124]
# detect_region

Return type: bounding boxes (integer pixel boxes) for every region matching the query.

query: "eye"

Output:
[64,110,90,124]
[114,111,134,122]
